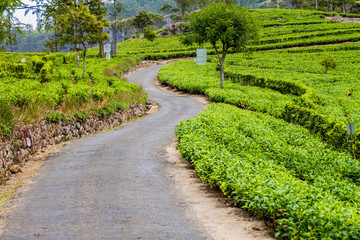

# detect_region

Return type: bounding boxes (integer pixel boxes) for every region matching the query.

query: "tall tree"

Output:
[109,0,124,55]
[174,0,193,16]
[0,0,23,49]
[88,0,108,58]
[143,26,156,49]
[41,0,68,52]
[55,1,109,78]
[160,3,172,13]
[181,3,260,89]
[130,10,164,33]
[131,10,152,33]
[2,10,24,52]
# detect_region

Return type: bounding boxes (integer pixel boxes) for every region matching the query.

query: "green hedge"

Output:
[0,62,30,79]
[39,60,54,83]
[224,69,318,108]
[177,103,360,239]
[31,56,46,73]
[159,60,359,157]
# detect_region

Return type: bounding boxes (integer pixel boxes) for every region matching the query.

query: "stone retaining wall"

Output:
[0,104,147,179]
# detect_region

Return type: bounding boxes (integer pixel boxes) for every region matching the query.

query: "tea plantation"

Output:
[158,8,360,239]
[2,8,360,239]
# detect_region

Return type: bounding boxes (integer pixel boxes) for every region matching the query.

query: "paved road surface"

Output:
[1,65,211,240]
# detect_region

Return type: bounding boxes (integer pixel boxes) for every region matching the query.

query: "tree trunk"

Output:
[99,28,104,58]
[220,60,224,89]
[343,0,346,13]
[55,38,58,52]
[98,0,104,58]
[113,0,117,55]
[55,28,59,52]
[214,44,227,89]
[329,0,333,12]
[75,21,79,67]
[316,0,318,10]
[76,45,80,68]
[8,16,13,52]
[83,49,86,79]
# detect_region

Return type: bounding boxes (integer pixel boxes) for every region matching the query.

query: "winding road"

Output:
[1,65,211,239]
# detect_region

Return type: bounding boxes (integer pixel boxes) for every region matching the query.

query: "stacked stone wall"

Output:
[0,104,146,179]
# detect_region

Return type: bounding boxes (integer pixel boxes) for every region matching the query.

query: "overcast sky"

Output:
[14,0,38,29]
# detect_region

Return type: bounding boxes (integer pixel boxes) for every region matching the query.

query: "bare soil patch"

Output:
[325,16,360,23]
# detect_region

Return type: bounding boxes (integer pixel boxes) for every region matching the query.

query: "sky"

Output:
[14,0,38,29]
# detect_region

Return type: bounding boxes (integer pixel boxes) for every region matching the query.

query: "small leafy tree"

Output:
[56,1,109,79]
[130,10,165,33]
[181,3,260,89]
[131,10,153,33]
[144,27,157,49]
[320,55,336,74]
[160,3,172,13]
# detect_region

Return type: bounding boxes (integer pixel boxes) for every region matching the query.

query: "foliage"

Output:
[31,56,45,73]
[1,10,25,52]
[174,0,193,16]
[0,0,23,14]
[94,101,128,118]
[182,3,260,88]
[39,60,53,83]
[158,53,360,155]
[130,10,165,33]
[5,8,360,53]
[44,112,65,123]
[176,103,360,239]
[143,27,157,44]
[105,0,175,19]
[0,99,14,135]
[0,61,29,79]
[320,55,337,73]
[109,0,124,55]
[160,3,173,13]
[0,51,147,135]
[158,60,294,117]
[55,1,110,78]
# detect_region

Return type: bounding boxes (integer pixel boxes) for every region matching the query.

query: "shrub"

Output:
[0,62,30,79]
[73,111,88,121]
[320,55,336,73]
[31,56,46,73]
[0,100,14,135]
[44,112,65,123]
[39,61,54,83]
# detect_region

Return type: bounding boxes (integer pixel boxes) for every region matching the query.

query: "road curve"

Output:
[1,65,211,240]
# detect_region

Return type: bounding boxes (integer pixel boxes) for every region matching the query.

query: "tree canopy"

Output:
[0,0,23,14]
[130,10,164,33]
[182,3,260,88]
[55,1,109,78]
